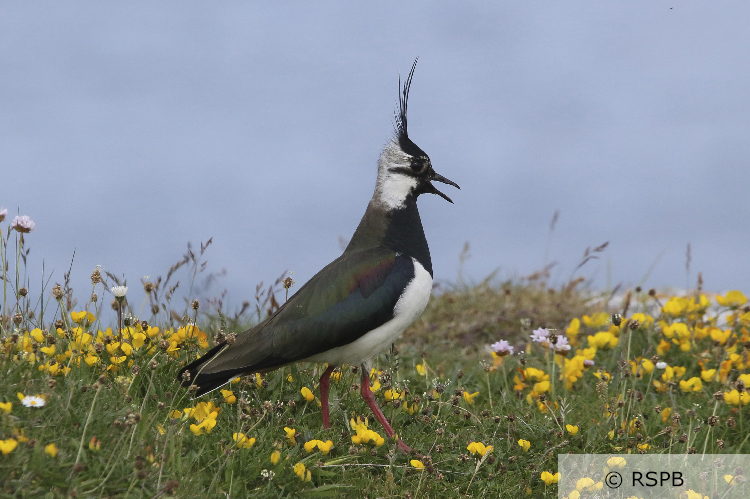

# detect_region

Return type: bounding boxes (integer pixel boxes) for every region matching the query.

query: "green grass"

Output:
[2,231,750,498]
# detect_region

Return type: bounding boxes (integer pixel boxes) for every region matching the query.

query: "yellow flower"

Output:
[700,369,717,382]
[189,416,217,435]
[540,471,560,485]
[232,433,256,449]
[84,354,99,367]
[565,424,579,435]
[566,318,580,337]
[89,437,101,451]
[384,389,404,401]
[270,450,281,465]
[607,456,626,468]
[717,291,748,308]
[709,328,732,345]
[301,387,315,402]
[0,402,11,414]
[317,440,334,454]
[724,389,750,406]
[220,389,236,404]
[40,345,56,356]
[467,441,493,457]
[462,391,480,405]
[44,443,58,457]
[724,474,738,485]
[582,312,609,328]
[532,381,550,394]
[576,477,603,492]
[411,459,424,470]
[518,439,531,452]
[0,439,18,455]
[402,401,418,415]
[284,427,297,446]
[293,462,311,481]
[71,311,96,324]
[637,443,651,451]
[679,377,703,393]
[661,407,672,423]
[587,331,618,349]
[686,490,709,499]
[30,328,45,343]
[416,363,426,376]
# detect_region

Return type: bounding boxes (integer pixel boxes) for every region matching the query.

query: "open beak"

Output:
[427,172,460,203]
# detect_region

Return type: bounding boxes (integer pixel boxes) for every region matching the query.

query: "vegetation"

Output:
[2,211,750,498]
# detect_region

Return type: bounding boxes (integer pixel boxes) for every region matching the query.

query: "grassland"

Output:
[2,223,750,498]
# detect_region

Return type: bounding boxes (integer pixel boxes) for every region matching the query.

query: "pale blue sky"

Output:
[2,2,749,316]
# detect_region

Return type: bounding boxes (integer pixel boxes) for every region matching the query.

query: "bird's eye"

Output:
[411,156,428,173]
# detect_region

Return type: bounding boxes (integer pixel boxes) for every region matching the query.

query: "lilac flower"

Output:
[530,327,550,343]
[583,359,595,367]
[490,340,514,357]
[11,215,35,233]
[552,335,571,354]
[0,207,7,222]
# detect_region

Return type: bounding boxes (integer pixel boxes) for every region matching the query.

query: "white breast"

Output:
[306,258,432,367]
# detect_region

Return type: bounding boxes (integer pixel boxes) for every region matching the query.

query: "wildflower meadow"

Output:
[2,209,750,498]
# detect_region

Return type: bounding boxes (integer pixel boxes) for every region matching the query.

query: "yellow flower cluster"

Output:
[349,417,385,446]
[303,439,333,454]
[1,314,209,376]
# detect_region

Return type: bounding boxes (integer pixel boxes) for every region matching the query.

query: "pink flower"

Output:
[583,359,595,367]
[530,327,549,343]
[490,340,514,357]
[0,207,7,222]
[11,215,35,233]
[552,335,571,354]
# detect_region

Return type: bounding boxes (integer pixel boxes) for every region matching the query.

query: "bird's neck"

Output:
[346,194,433,276]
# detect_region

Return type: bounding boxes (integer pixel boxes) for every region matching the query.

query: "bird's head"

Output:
[374,59,460,210]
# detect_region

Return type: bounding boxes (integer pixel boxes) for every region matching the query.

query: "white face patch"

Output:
[373,140,418,210]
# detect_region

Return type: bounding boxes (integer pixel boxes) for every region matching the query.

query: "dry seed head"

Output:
[91,269,101,284]
[54,319,63,329]
[111,299,120,311]
[629,319,640,330]
[727,417,736,428]
[52,285,64,300]
[714,391,725,402]
[717,439,725,449]
[708,415,719,426]
[143,281,154,293]
[191,299,199,310]
[149,359,158,370]
[19,287,28,297]
[226,333,237,345]
[13,313,22,325]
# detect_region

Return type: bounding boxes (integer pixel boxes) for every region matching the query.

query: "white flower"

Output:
[530,327,550,343]
[111,286,128,298]
[490,340,514,357]
[583,359,595,367]
[0,207,7,222]
[656,361,667,369]
[11,215,35,233]
[21,395,45,408]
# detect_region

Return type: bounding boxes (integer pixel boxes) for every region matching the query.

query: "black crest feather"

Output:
[395,57,419,140]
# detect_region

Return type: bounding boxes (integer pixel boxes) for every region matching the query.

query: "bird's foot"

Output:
[396,439,411,454]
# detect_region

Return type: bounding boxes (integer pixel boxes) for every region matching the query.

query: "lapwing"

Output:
[178,60,459,451]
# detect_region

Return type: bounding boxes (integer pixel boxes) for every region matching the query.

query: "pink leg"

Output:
[319,365,336,429]
[360,370,411,453]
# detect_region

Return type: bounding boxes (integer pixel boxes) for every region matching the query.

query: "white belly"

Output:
[306,258,432,367]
